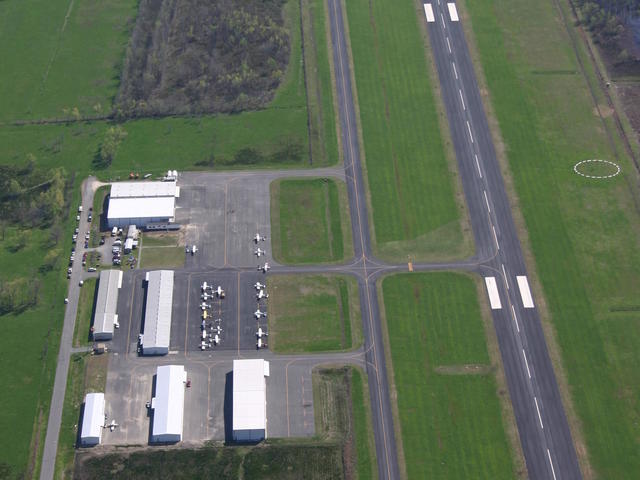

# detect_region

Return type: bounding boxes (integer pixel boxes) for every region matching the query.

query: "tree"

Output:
[99,125,128,167]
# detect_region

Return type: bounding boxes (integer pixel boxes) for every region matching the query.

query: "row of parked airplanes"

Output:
[186,233,271,271]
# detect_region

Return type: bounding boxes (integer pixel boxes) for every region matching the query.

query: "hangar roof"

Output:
[110,181,177,198]
[152,365,186,437]
[106,196,175,221]
[80,393,105,441]
[233,359,269,431]
[93,270,122,336]
[143,270,174,351]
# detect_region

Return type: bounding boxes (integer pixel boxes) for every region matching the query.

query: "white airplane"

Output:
[254,282,266,290]
[257,289,269,300]
[107,420,119,432]
[213,334,220,345]
[212,325,222,334]
[258,262,270,273]
[256,338,268,349]
[253,233,266,243]
[254,309,267,319]
[200,341,207,350]
[201,281,212,292]
[256,327,268,338]
[254,248,265,257]
[202,292,212,301]
[214,286,225,298]
[202,329,208,340]
[191,245,198,255]
[200,302,211,310]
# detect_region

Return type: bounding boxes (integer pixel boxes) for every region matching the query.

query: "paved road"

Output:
[423,2,582,478]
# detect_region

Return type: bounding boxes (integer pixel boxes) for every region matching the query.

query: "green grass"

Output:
[271,178,352,264]
[89,185,109,246]
[139,232,180,247]
[73,278,96,347]
[138,246,185,269]
[381,273,517,479]
[54,354,108,480]
[267,275,361,353]
[462,0,640,476]
[344,0,468,262]
[350,368,377,480]
[0,0,136,122]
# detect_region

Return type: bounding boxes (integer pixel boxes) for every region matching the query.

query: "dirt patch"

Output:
[433,364,493,375]
[594,104,614,118]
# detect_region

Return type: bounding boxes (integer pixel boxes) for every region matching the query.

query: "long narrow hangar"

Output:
[150,365,187,443]
[80,393,105,447]
[107,181,180,228]
[92,270,123,341]
[232,359,270,442]
[141,270,174,356]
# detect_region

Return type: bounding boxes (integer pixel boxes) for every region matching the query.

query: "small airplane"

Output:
[201,281,212,292]
[200,302,211,310]
[257,289,269,300]
[256,327,268,338]
[200,341,207,350]
[191,245,198,255]
[254,308,267,319]
[202,329,208,340]
[212,325,222,334]
[201,319,206,330]
[258,262,270,273]
[213,334,220,345]
[254,282,266,290]
[107,420,119,432]
[202,310,209,320]
[253,233,266,243]
[254,248,265,257]
[256,338,268,349]
[202,292,212,301]
[214,286,225,298]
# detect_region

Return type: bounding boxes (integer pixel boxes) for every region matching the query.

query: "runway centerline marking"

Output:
[484,277,502,309]
[501,263,509,290]
[492,224,499,250]
[466,120,474,143]
[547,449,558,480]
[522,349,531,378]
[516,275,535,308]
[474,154,482,178]
[446,36,451,53]
[511,305,520,333]
[423,3,435,22]
[459,89,466,110]
[452,61,458,79]
[441,13,446,28]
[447,2,459,21]
[483,190,490,213]
[534,396,544,429]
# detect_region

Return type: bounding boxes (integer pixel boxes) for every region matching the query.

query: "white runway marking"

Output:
[466,120,473,143]
[484,277,502,309]
[446,36,451,52]
[452,62,458,79]
[547,449,558,480]
[447,2,460,21]
[534,396,543,429]
[522,349,531,378]
[483,190,490,213]
[511,305,520,332]
[492,224,499,250]
[459,89,466,110]
[516,276,535,308]
[501,263,509,289]
[423,3,435,22]
[474,154,482,178]
[441,13,446,28]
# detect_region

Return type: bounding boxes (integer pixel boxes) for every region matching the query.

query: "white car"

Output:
[88,267,97,272]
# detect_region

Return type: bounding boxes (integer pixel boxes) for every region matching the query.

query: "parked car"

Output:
[99,237,105,245]
[88,267,97,272]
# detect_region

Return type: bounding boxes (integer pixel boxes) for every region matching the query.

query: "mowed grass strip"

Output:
[267,274,361,353]
[345,0,464,261]
[271,178,352,264]
[139,246,185,269]
[463,0,640,476]
[382,273,517,479]
[73,278,97,347]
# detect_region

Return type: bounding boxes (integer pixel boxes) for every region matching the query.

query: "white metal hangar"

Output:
[80,392,105,446]
[92,270,123,340]
[232,359,270,442]
[106,181,180,228]
[150,365,187,443]
[141,270,174,356]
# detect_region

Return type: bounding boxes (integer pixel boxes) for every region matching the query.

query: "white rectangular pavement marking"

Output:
[516,275,535,308]
[474,154,482,178]
[452,62,458,79]
[447,3,460,21]
[466,120,473,142]
[534,396,544,428]
[423,4,435,22]
[484,277,502,309]
[522,349,531,378]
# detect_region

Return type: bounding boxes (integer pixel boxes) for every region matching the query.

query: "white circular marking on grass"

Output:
[573,159,620,179]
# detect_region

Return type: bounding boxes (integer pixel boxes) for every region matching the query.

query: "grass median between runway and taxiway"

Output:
[267,274,361,353]
[344,0,471,262]
[73,278,97,347]
[462,0,640,476]
[271,178,353,264]
[381,273,518,479]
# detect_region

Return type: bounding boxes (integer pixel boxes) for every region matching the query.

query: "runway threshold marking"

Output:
[447,2,459,21]
[484,276,502,309]
[423,3,435,22]
[516,275,535,308]
[534,396,544,429]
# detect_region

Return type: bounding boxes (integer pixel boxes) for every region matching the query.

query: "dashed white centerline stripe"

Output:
[459,89,466,110]
[483,190,490,213]
[501,263,509,289]
[474,154,482,178]
[466,120,474,143]
[547,449,558,480]
[511,305,520,332]
[446,36,451,53]
[522,349,531,378]
[452,62,458,79]
[534,397,544,429]
[441,13,446,28]
[492,224,499,250]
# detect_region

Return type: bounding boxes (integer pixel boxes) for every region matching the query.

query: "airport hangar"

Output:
[80,392,105,446]
[92,269,123,341]
[233,359,270,442]
[141,270,174,356]
[151,365,187,443]
[106,181,180,228]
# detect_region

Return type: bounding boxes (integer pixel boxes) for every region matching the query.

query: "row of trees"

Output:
[0,279,41,315]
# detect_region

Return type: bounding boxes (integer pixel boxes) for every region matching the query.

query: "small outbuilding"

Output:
[232,359,270,442]
[141,270,174,355]
[92,270,122,341]
[150,365,187,443]
[80,393,105,446]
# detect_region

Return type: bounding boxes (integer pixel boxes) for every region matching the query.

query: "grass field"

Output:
[139,232,180,247]
[267,275,361,353]
[350,368,377,479]
[73,278,96,347]
[381,273,517,479]
[462,0,640,476]
[138,246,185,269]
[54,354,108,479]
[344,0,470,262]
[271,178,353,264]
